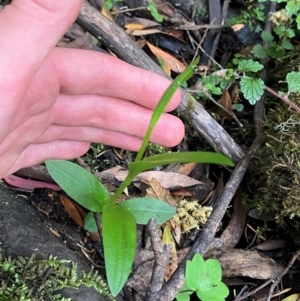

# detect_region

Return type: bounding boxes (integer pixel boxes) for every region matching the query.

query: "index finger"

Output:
[51,48,182,111]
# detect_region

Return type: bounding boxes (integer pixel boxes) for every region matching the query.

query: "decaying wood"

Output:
[76,1,244,162]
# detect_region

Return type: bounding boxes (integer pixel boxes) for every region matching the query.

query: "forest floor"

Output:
[1,0,300,301]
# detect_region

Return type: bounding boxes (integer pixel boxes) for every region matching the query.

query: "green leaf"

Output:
[129,152,234,176]
[204,259,222,282]
[251,44,267,59]
[285,28,295,38]
[296,14,300,30]
[186,254,229,301]
[261,31,274,43]
[286,0,300,17]
[136,57,199,161]
[232,103,244,112]
[119,198,175,224]
[146,0,163,22]
[281,39,293,50]
[46,160,110,212]
[102,203,137,296]
[84,212,98,232]
[286,71,300,93]
[186,254,205,291]
[267,44,286,59]
[274,25,286,38]
[240,76,264,105]
[175,291,192,301]
[104,0,114,10]
[237,59,263,73]
[176,283,193,301]
[196,282,229,301]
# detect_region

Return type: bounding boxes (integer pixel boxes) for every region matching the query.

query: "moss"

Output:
[0,249,115,301]
[245,92,300,226]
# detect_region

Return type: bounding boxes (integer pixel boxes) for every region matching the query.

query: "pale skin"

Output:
[0,0,184,179]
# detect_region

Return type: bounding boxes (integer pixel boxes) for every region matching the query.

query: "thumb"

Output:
[0,0,83,94]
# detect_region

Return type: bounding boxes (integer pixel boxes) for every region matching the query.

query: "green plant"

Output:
[176,253,229,301]
[46,58,234,297]
[0,250,114,301]
[104,0,163,22]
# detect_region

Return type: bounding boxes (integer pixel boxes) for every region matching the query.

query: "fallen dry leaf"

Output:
[146,42,186,75]
[219,89,233,121]
[176,162,197,176]
[126,28,162,36]
[125,23,147,30]
[146,178,177,207]
[124,16,160,28]
[59,195,84,227]
[139,171,203,190]
[220,188,246,247]
[204,248,284,279]
[162,227,178,281]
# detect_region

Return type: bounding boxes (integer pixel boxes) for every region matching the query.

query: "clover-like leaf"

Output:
[46,160,110,212]
[186,254,229,301]
[186,253,205,291]
[119,197,175,224]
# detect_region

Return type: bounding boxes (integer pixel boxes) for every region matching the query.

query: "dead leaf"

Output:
[254,239,287,251]
[248,208,276,221]
[138,171,203,190]
[59,195,84,227]
[124,16,160,29]
[204,248,284,279]
[101,6,113,21]
[177,162,197,176]
[125,23,147,30]
[162,227,177,281]
[168,219,181,245]
[126,28,162,36]
[221,188,246,247]
[146,42,186,75]
[146,178,177,207]
[219,89,233,121]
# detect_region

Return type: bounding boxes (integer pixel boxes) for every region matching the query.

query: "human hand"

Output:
[0,0,184,179]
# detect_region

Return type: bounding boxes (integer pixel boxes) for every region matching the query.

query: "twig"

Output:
[145,219,171,301]
[233,250,300,301]
[187,89,243,127]
[266,250,300,301]
[207,0,230,67]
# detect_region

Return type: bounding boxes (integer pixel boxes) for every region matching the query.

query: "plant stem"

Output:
[111,172,136,203]
[264,85,300,113]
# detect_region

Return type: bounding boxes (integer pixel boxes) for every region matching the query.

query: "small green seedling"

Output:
[176,253,229,301]
[46,57,234,297]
